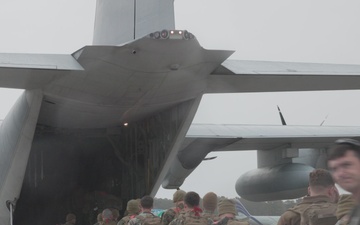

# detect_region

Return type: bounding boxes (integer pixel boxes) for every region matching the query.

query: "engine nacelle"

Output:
[235,163,314,202]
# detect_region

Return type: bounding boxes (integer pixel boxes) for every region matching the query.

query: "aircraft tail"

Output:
[93,0,175,45]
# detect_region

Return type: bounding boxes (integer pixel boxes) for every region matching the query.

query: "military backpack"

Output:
[181,215,211,225]
[300,202,338,225]
[136,213,161,225]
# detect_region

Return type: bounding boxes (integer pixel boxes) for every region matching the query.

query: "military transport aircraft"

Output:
[1,0,360,225]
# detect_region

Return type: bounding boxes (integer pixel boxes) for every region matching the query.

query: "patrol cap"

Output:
[335,138,360,146]
[173,189,186,203]
[329,138,360,160]
[218,198,237,216]
[127,199,140,214]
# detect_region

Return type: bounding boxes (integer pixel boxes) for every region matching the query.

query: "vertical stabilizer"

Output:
[93,0,175,45]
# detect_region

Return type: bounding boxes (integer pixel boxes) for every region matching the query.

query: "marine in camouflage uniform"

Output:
[129,196,161,225]
[161,190,186,225]
[117,199,140,225]
[328,139,360,225]
[93,213,103,225]
[102,209,117,225]
[277,169,339,225]
[214,198,249,225]
[169,191,213,225]
[201,192,219,222]
[64,213,77,225]
[112,208,120,223]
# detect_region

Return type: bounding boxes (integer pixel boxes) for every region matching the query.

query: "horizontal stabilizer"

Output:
[208,60,360,93]
[0,53,84,89]
[0,53,83,70]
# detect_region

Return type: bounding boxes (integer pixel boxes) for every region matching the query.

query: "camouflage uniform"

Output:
[117,214,137,225]
[64,213,76,225]
[161,203,185,225]
[169,209,213,225]
[214,217,249,225]
[102,209,117,225]
[129,212,161,225]
[202,192,218,222]
[277,195,334,225]
[201,210,219,222]
[104,221,117,225]
[216,198,249,225]
[64,222,76,225]
[118,199,140,225]
[94,213,103,225]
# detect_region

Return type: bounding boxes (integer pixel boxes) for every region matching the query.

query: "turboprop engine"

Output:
[235,163,314,201]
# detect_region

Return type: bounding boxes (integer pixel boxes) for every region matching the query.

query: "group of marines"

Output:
[82,190,248,225]
[63,138,360,225]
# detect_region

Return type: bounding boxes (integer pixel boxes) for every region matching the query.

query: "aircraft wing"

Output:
[207,59,360,93]
[0,53,84,89]
[186,123,360,150]
[162,123,360,188]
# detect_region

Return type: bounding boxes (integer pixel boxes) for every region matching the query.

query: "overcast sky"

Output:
[1,0,360,199]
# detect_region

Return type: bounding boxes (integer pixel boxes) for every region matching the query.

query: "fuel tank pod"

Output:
[235,163,314,202]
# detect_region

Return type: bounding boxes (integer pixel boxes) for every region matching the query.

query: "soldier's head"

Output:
[308,168,338,202]
[96,213,103,222]
[111,208,119,221]
[127,199,140,215]
[173,189,186,203]
[328,138,360,161]
[217,198,237,217]
[102,209,114,223]
[328,138,360,198]
[184,191,200,209]
[140,195,154,210]
[65,213,76,225]
[202,192,217,212]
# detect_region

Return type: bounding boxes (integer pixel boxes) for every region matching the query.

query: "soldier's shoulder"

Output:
[278,209,300,225]
[164,208,177,215]
[169,217,184,225]
[285,202,311,217]
[228,220,249,225]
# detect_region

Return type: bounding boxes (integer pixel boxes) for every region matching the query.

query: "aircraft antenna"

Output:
[320,114,329,126]
[277,105,287,125]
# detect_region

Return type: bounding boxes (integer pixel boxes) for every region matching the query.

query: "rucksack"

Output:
[166,207,181,218]
[215,217,249,225]
[182,215,211,225]
[300,202,338,225]
[287,201,313,224]
[136,213,161,225]
[120,214,137,225]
